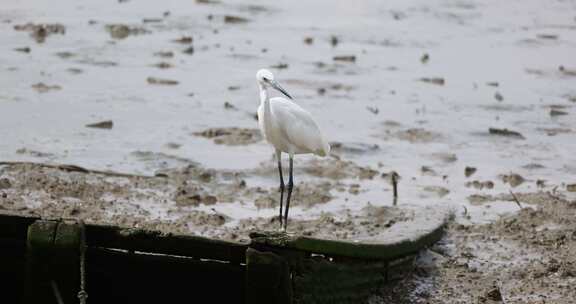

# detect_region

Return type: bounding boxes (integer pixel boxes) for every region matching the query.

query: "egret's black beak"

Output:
[270,80,293,100]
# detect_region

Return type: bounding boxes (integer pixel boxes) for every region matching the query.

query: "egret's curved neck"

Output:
[258,84,269,105]
[259,84,273,137]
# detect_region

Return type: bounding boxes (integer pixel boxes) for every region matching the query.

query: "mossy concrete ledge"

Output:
[249,207,453,260]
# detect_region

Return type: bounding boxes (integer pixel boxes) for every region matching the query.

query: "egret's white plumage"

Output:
[255,68,330,230]
[256,69,330,157]
[258,97,330,157]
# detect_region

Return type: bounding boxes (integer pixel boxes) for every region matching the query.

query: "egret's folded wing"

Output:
[270,97,329,156]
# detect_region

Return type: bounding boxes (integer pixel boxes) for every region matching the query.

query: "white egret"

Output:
[256,69,330,230]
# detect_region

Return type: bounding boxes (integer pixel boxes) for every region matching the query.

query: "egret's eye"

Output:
[263,77,270,82]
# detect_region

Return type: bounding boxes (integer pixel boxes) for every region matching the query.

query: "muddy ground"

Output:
[0,157,398,242]
[371,192,576,303]
[1,161,575,303]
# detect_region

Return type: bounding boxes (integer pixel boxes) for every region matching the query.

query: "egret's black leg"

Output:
[277,152,285,227]
[283,156,294,231]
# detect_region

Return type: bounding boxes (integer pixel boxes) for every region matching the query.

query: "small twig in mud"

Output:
[509,190,523,209]
[366,106,379,115]
[391,171,399,200]
[462,205,468,216]
[0,161,161,179]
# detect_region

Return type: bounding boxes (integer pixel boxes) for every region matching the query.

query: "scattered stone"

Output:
[76,59,117,67]
[0,178,11,190]
[105,24,149,39]
[467,194,492,204]
[67,68,83,74]
[489,128,525,139]
[86,120,113,129]
[182,46,194,55]
[223,102,237,110]
[165,142,181,149]
[559,65,576,77]
[466,180,494,190]
[486,82,499,87]
[154,51,174,58]
[142,18,163,23]
[484,284,504,302]
[14,23,65,43]
[175,192,218,207]
[550,109,568,116]
[420,53,429,64]
[494,92,504,101]
[303,37,313,44]
[173,36,193,44]
[55,51,76,59]
[328,142,379,156]
[501,173,525,187]
[224,15,250,24]
[152,62,173,69]
[330,35,339,47]
[419,77,445,86]
[366,106,379,115]
[147,77,179,85]
[465,166,477,178]
[15,148,54,158]
[31,83,61,93]
[537,127,571,136]
[423,186,450,197]
[395,128,443,143]
[333,55,356,62]
[537,34,558,40]
[14,47,30,53]
[430,153,458,163]
[522,163,545,170]
[271,63,288,69]
[567,184,576,192]
[193,127,262,146]
[421,166,437,176]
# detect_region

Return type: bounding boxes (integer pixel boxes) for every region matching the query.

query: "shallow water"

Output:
[1,0,575,224]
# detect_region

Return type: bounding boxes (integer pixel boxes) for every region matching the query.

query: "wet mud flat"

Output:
[2,162,576,303]
[370,192,576,304]
[0,157,400,243]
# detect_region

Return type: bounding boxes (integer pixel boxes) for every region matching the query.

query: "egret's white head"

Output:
[256,68,292,99]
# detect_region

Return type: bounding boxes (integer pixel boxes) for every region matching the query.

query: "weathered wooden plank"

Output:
[0,212,247,263]
[86,224,247,263]
[0,238,26,304]
[245,248,292,304]
[52,222,82,304]
[0,212,38,240]
[87,247,245,303]
[24,220,59,304]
